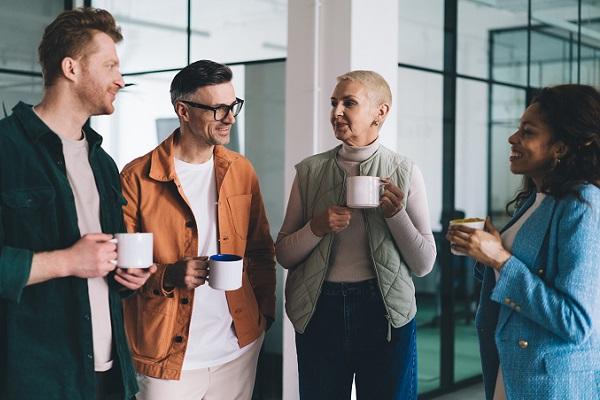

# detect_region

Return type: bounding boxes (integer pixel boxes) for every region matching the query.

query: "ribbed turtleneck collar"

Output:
[338,138,380,162]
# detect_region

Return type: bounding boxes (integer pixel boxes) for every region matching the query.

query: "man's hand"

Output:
[164,257,209,290]
[114,265,157,290]
[63,233,119,278]
[310,206,353,237]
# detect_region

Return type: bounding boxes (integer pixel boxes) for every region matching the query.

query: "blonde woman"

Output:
[276,70,436,400]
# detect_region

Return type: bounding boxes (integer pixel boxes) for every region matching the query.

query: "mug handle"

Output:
[378,177,388,195]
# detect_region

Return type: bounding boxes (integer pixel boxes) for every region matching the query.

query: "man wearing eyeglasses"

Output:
[119,59,276,400]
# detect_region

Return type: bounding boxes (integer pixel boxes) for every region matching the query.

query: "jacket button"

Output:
[185,220,195,228]
[181,298,189,305]
[153,289,160,296]
[174,336,184,343]
[514,305,521,312]
[518,339,528,349]
[537,269,544,276]
[504,297,511,305]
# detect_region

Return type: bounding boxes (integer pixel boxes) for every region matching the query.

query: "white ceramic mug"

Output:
[208,254,243,291]
[346,176,384,208]
[449,218,485,256]
[114,233,153,268]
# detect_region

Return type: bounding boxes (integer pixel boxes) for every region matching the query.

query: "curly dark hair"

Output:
[507,84,600,213]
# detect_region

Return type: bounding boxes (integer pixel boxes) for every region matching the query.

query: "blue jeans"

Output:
[295,279,417,400]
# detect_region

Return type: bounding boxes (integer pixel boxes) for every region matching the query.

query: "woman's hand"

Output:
[380,178,405,218]
[446,217,511,270]
[310,206,352,237]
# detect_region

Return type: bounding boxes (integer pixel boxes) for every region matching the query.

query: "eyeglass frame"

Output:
[177,97,244,121]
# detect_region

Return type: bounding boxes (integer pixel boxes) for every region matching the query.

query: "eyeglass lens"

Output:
[215,101,243,120]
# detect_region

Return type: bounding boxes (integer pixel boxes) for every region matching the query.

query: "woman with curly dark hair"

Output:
[448,84,600,399]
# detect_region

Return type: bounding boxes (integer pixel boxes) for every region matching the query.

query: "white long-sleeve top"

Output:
[276,140,436,281]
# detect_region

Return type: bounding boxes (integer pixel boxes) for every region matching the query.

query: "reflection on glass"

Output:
[530,0,578,86]
[0,73,43,113]
[191,0,287,64]
[579,2,600,85]
[398,67,443,393]
[453,78,489,383]
[489,85,526,228]
[243,61,285,400]
[93,0,188,72]
[0,0,63,73]
[459,0,527,83]
[91,71,177,169]
[398,0,444,70]
[456,78,488,221]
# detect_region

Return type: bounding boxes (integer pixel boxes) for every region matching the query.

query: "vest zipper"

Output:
[362,209,394,342]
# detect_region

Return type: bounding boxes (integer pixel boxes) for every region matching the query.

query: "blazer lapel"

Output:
[495,195,557,332]
[499,194,535,234]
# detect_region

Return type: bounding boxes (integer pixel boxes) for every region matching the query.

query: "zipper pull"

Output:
[385,314,392,342]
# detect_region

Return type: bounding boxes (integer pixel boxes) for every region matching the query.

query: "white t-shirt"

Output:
[60,133,113,372]
[174,157,253,369]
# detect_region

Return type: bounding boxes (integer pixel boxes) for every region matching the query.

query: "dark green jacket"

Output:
[0,102,137,399]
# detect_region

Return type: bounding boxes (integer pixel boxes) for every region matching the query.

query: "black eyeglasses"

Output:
[179,97,244,121]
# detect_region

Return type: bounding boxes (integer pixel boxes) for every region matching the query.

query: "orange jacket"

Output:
[120,131,275,380]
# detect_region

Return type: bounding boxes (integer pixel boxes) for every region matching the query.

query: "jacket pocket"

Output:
[1,187,55,209]
[124,292,177,361]
[543,349,600,373]
[226,194,252,239]
[0,187,57,246]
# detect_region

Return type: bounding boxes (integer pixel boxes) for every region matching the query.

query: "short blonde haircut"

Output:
[336,70,392,107]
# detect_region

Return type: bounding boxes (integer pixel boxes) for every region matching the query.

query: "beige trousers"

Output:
[136,334,264,400]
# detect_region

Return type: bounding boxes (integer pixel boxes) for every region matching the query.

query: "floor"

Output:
[432,382,485,399]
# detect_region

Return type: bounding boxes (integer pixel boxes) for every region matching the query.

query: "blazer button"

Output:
[518,339,528,349]
[174,336,184,343]
[153,289,161,296]
[181,298,189,305]
[537,269,544,276]
[504,298,511,305]
[514,305,521,312]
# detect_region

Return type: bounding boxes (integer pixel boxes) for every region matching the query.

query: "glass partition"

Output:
[398,0,444,71]
[0,0,63,73]
[0,73,43,113]
[398,67,443,394]
[191,0,287,64]
[92,0,188,73]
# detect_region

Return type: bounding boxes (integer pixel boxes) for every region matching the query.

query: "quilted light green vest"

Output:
[285,144,417,334]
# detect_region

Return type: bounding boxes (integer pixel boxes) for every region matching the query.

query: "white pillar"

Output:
[283,1,399,399]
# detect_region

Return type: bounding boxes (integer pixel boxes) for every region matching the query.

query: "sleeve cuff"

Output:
[0,246,34,303]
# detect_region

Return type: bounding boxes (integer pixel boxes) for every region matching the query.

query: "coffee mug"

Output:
[114,233,153,268]
[208,254,243,291]
[346,176,384,208]
[449,218,485,256]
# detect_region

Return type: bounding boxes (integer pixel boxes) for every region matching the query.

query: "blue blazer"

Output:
[475,185,600,399]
